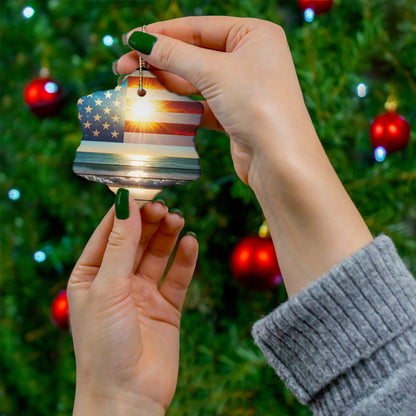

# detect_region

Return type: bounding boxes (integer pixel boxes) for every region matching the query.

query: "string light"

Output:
[304,8,315,22]
[8,189,21,200]
[102,35,114,46]
[44,81,58,93]
[34,250,47,263]
[356,83,367,98]
[22,6,35,19]
[374,146,387,162]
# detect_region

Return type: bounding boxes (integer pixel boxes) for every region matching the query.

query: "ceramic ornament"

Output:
[73,69,204,206]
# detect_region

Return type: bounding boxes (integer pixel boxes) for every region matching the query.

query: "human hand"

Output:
[116,16,313,185]
[116,17,372,296]
[67,192,198,415]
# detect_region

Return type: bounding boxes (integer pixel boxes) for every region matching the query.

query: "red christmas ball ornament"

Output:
[51,290,69,330]
[24,76,63,117]
[230,235,282,291]
[370,111,411,153]
[298,0,334,15]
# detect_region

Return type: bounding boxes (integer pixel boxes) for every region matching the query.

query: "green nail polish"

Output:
[115,188,129,219]
[169,208,184,218]
[186,231,197,239]
[152,197,167,206]
[128,31,157,55]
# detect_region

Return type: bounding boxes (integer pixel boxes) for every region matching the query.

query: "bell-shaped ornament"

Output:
[73,69,203,207]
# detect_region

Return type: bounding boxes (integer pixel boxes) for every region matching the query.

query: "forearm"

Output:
[248,108,373,296]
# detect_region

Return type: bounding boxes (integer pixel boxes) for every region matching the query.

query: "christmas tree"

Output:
[1,1,415,415]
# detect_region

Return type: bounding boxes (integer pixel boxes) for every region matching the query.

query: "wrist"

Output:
[246,114,372,296]
[247,106,322,197]
[73,387,165,416]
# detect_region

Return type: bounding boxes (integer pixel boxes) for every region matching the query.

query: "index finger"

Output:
[134,15,244,51]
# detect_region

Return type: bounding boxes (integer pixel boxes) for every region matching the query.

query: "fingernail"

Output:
[115,188,129,219]
[186,231,197,238]
[152,197,167,206]
[121,33,128,46]
[112,60,119,75]
[169,208,184,218]
[128,31,157,55]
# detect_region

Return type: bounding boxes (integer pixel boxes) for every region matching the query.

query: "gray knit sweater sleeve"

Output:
[252,235,416,415]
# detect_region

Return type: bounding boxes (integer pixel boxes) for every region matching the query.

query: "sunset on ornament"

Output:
[73,69,203,206]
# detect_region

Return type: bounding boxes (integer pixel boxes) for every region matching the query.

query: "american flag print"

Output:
[76,70,203,146]
[73,70,204,200]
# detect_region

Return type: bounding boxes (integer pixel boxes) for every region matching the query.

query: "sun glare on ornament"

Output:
[103,35,114,46]
[126,98,161,122]
[356,83,367,98]
[8,188,21,200]
[34,250,47,262]
[374,146,387,163]
[22,6,35,19]
[304,8,315,22]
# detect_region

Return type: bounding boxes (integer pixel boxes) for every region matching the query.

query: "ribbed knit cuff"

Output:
[252,235,416,413]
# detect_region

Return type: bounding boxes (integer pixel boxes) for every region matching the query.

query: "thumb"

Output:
[97,189,141,287]
[127,30,219,92]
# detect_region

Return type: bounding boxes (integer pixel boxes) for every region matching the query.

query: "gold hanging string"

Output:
[138,26,146,97]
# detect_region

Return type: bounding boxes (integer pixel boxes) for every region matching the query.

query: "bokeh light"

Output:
[8,188,21,200]
[102,35,114,46]
[34,250,47,262]
[374,146,387,162]
[22,6,35,19]
[304,8,315,22]
[44,81,58,93]
[356,83,367,98]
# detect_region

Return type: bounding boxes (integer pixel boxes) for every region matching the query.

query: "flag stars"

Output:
[78,83,126,142]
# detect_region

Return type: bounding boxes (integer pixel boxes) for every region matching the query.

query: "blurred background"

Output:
[1,0,415,415]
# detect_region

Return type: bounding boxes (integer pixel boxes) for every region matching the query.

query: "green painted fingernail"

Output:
[128,31,157,55]
[115,188,129,219]
[186,231,197,238]
[152,197,167,206]
[169,208,184,218]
